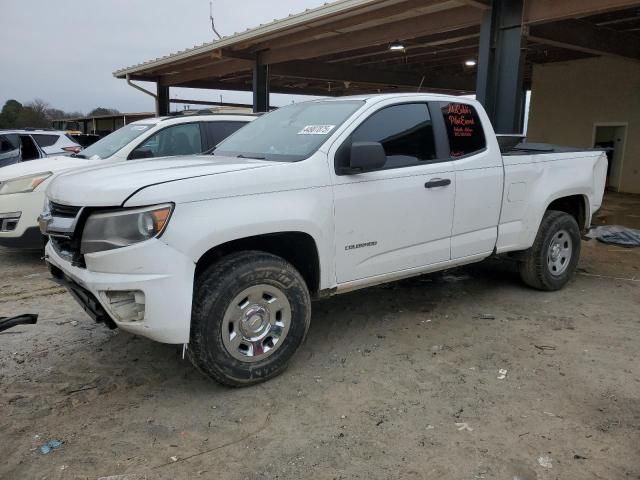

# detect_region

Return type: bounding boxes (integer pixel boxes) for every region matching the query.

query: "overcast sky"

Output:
[0,0,331,114]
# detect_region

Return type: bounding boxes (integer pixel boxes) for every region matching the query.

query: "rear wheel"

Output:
[519,210,581,291]
[188,251,311,387]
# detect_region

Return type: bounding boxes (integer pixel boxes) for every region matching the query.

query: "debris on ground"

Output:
[98,475,148,480]
[455,422,473,432]
[537,455,553,468]
[534,345,557,354]
[39,439,64,455]
[497,368,508,380]
[441,273,471,282]
[478,313,496,320]
[587,225,640,247]
[0,314,38,333]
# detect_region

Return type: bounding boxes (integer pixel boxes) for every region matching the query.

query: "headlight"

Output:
[0,172,52,195]
[81,204,173,254]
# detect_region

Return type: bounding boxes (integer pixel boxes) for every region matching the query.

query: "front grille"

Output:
[46,202,85,267]
[50,235,85,267]
[50,202,81,218]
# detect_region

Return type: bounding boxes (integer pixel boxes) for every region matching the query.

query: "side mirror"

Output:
[348,141,386,173]
[128,148,153,160]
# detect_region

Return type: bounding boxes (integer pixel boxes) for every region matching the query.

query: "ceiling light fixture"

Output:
[388,41,405,51]
[465,59,477,67]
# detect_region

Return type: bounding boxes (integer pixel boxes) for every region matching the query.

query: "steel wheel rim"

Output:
[221,284,292,362]
[547,229,573,276]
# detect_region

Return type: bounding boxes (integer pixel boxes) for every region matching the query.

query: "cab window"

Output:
[438,102,486,158]
[345,103,437,171]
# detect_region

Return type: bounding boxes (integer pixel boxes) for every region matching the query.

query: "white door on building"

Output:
[593,124,627,191]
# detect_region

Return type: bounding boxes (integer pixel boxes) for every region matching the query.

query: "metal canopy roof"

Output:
[114,0,640,97]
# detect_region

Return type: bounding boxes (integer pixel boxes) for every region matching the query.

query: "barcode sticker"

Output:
[298,125,335,135]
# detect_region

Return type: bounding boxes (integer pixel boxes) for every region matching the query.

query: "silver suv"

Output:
[0,129,81,167]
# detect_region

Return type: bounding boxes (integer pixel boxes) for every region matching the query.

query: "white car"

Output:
[28,129,83,156]
[41,94,607,386]
[0,113,255,248]
[0,129,82,167]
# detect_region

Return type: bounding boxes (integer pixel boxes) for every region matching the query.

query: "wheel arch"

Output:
[545,193,590,232]
[195,231,322,296]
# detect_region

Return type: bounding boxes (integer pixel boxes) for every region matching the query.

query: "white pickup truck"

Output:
[40,93,607,386]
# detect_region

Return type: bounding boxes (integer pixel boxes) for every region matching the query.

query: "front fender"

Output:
[157,188,335,290]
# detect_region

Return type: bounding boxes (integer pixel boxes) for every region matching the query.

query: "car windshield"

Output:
[214,100,364,162]
[74,124,154,160]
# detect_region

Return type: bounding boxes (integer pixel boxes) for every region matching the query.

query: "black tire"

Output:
[519,210,581,291]
[188,251,311,387]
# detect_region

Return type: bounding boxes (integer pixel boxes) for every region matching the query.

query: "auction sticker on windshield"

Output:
[298,125,335,135]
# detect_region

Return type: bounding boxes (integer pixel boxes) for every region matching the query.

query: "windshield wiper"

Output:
[237,154,266,160]
[71,153,88,159]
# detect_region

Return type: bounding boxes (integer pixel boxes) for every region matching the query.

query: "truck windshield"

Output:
[214,100,364,162]
[74,124,153,160]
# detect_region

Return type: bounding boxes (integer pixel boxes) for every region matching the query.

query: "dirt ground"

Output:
[1,193,639,480]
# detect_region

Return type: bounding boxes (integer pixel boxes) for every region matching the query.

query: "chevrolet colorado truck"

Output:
[40,94,608,386]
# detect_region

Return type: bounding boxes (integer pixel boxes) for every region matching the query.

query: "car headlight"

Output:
[81,204,173,254]
[0,172,52,195]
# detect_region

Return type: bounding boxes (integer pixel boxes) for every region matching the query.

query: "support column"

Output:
[156,84,170,116]
[475,0,526,134]
[253,52,270,113]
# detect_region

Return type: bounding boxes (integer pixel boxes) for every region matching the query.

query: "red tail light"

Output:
[62,146,81,154]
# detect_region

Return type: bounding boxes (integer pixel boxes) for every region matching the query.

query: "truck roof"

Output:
[313,92,476,104]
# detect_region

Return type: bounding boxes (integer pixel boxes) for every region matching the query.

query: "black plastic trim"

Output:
[0,227,44,249]
[48,263,117,329]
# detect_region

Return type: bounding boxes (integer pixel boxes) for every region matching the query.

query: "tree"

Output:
[14,107,49,128]
[46,108,83,120]
[0,98,90,128]
[14,99,50,128]
[88,107,120,116]
[0,99,23,128]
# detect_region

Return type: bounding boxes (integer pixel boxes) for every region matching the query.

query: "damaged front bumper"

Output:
[44,238,195,344]
[48,263,117,329]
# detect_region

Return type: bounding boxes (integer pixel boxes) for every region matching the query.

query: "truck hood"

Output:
[47,155,279,206]
[0,155,102,181]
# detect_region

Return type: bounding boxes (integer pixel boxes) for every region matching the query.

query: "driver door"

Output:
[332,102,456,284]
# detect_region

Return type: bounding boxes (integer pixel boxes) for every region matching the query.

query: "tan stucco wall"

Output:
[527,56,640,194]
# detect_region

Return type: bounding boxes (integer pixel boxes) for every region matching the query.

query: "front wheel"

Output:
[519,210,581,291]
[188,251,311,387]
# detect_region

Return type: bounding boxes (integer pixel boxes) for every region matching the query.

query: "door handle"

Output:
[424,178,451,188]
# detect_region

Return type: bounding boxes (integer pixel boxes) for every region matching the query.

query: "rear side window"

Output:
[439,102,486,158]
[205,121,247,147]
[350,103,437,170]
[0,134,20,153]
[32,134,60,147]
